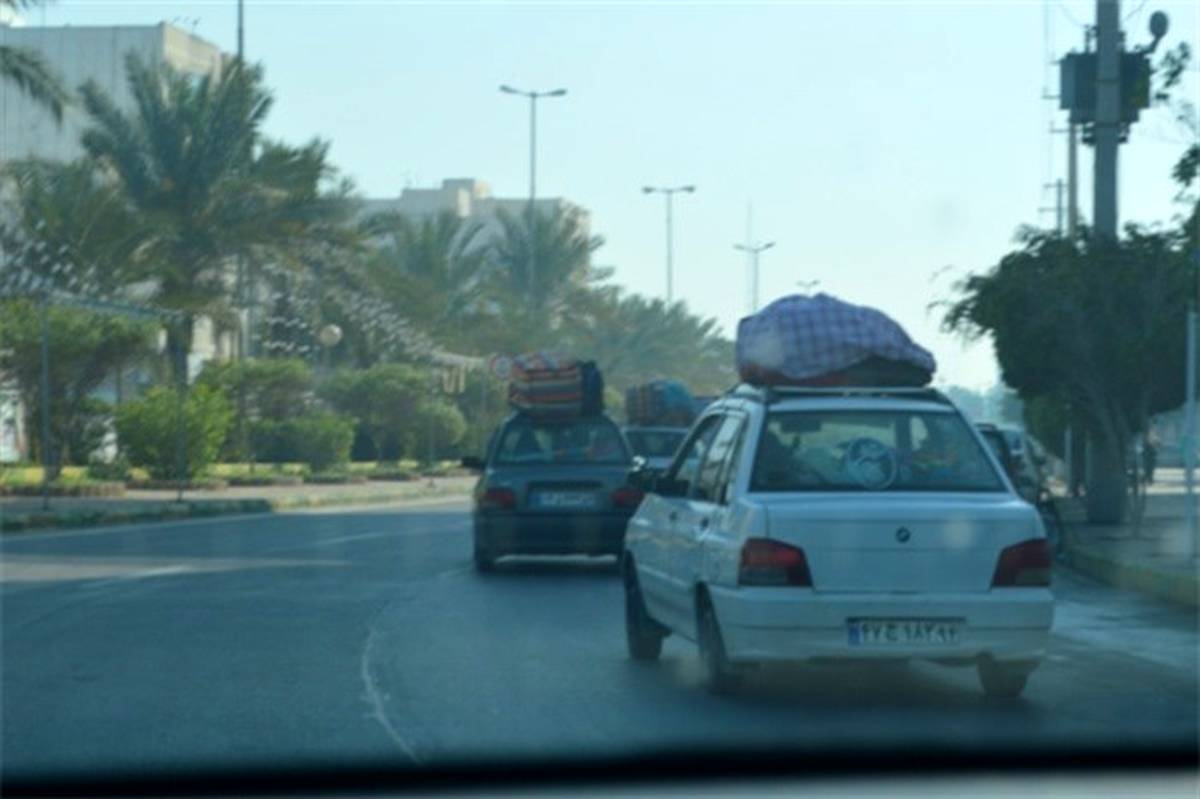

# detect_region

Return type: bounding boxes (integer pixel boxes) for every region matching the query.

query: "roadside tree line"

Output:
[0,54,734,484]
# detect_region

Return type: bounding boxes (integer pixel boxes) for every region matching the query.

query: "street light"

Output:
[499,84,568,296]
[642,185,695,304]
[735,240,775,313]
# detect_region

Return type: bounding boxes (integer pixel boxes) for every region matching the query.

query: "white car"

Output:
[622,385,1054,697]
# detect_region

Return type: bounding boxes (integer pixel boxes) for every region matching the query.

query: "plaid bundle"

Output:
[736,294,936,386]
[626,380,695,426]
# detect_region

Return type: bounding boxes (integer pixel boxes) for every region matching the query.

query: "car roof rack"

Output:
[725,383,953,407]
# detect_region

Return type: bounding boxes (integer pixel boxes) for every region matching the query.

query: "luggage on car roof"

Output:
[736,293,936,387]
[508,353,605,417]
[625,380,695,427]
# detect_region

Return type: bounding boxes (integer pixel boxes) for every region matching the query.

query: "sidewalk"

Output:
[1053,468,1199,608]
[0,476,476,533]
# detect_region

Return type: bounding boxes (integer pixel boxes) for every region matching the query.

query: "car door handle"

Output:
[697,517,710,531]
[668,511,678,522]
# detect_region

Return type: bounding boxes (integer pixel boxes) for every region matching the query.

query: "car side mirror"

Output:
[460,455,485,471]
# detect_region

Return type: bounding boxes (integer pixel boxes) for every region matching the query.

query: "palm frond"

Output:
[0,45,68,122]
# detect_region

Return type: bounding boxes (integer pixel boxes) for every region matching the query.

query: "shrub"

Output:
[289,413,354,473]
[115,386,232,480]
[405,400,468,464]
[87,454,131,482]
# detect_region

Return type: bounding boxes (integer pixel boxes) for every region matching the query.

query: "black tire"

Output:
[624,561,665,662]
[697,594,740,694]
[473,528,496,573]
[978,660,1030,699]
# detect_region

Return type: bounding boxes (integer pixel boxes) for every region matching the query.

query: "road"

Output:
[2,501,1197,780]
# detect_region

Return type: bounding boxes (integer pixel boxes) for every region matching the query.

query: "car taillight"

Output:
[478,487,517,511]
[991,539,1052,587]
[610,487,644,509]
[738,538,812,587]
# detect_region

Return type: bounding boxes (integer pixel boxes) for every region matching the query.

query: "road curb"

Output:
[1063,543,1199,608]
[1,487,471,534]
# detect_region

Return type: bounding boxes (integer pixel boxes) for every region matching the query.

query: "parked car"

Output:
[623,426,688,472]
[622,385,1054,698]
[984,424,1048,504]
[462,412,641,571]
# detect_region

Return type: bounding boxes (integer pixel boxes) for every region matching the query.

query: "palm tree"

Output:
[490,205,603,350]
[364,210,489,349]
[78,54,350,382]
[1,1,69,122]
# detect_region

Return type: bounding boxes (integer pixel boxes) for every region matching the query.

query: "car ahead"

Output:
[980,424,1047,505]
[622,385,1054,698]
[463,412,641,571]
[623,426,688,472]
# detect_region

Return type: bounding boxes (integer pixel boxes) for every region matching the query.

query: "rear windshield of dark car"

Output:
[625,429,687,459]
[493,416,631,466]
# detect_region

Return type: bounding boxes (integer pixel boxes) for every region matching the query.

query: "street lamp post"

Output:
[642,185,695,304]
[499,85,567,295]
[734,241,775,313]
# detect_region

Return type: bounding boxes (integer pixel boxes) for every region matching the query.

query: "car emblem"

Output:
[895,527,911,543]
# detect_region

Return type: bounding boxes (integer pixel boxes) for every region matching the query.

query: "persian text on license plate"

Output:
[847,618,963,646]
[532,491,598,510]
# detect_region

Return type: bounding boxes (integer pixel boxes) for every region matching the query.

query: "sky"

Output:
[29,1,1200,389]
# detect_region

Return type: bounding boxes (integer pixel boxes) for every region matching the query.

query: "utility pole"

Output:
[642,185,695,304]
[499,85,567,297]
[734,240,775,314]
[1040,179,1065,235]
[1092,0,1120,239]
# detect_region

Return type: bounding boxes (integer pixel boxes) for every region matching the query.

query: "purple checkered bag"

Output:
[736,294,936,386]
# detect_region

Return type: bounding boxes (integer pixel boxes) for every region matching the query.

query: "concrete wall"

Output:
[0,23,223,165]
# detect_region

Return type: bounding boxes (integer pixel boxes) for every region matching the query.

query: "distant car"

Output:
[983,424,1047,505]
[623,385,1054,698]
[462,412,641,571]
[623,426,688,472]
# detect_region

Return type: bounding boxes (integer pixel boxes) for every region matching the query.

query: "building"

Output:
[1,22,224,165]
[362,178,590,246]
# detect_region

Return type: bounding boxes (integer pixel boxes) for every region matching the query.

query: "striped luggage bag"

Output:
[508,353,584,417]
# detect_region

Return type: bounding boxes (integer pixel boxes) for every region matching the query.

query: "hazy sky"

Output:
[33,1,1200,388]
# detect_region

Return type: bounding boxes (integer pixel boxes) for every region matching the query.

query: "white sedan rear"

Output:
[622,386,1054,697]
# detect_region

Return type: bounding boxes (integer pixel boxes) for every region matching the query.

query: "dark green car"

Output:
[463,412,642,571]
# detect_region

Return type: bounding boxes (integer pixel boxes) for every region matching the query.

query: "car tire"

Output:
[473,529,496,573]
[624,562,665,662]
[697,594,740,694]
[978,659,1030,699]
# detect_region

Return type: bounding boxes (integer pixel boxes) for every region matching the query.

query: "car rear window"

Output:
[493,416,631,466]
[750,409,1004,492]
[625,430,686,459]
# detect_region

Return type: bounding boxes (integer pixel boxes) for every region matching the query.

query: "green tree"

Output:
[564,286,736,395]
[78,55,351,383]
[115,385,232,479]
[0,1,69,122]
[945,229,1193,523]
[0,300,155,476]
[319,364,427,461]
[406,399,467,463]
[364,211,489,349]
[489,206,604,349]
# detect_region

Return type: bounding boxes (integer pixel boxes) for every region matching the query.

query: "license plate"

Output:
[531,491,598,510]
[847,618,963,647]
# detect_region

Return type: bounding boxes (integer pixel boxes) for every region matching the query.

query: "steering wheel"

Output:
[841,437,899,490]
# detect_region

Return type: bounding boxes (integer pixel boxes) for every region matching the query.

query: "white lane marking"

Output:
[359,621,422,764]
[265,520,470,555]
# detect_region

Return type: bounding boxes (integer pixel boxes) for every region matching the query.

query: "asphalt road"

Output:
[2,501,1197,781]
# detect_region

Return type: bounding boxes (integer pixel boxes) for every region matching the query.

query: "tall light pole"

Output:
[642,185,695,304]
[499,85,567,295]
[735,241,775,313]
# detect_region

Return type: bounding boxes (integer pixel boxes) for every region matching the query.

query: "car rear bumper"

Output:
[707,585,1054,664]
[475,512,632,556]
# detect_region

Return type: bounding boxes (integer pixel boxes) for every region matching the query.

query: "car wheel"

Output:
[473,529,496,573]
[697,594,740,694]
[978,659,1031,699]
[624,562,665,662]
